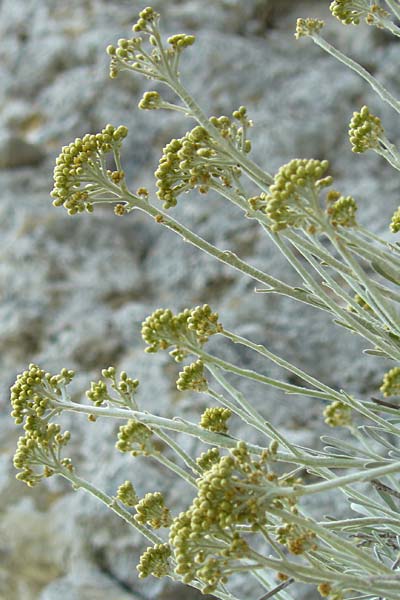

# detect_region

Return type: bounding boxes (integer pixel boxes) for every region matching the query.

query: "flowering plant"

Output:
[10,3,400,599]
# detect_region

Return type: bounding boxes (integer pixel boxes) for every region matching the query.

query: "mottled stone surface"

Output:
[0,1,398,599]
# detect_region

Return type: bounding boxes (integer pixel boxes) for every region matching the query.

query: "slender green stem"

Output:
[311,33,400,115]
[58,467,161,545]
[195,346,334,401]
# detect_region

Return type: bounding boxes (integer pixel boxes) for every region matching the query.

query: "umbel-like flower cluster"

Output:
[134,492,172,528]
[156,110,252,209]
[141,304,223,360]
[162,441,298,594]
[390,206,400,233]
[260,159,359,232]
[176,360,208,392]
[323,400,352,427]
[51,125,128,215]
[264,159,332,231]
[10,364,75,486]
[116,419,154,456]
[107,6,195,81]
[330,0,389,26]
[200,407,232,433]
[295,18,325,39]
[87,367,139,409]
[349,106,383,153]
[137,543,172,579]
[380,366,400,397]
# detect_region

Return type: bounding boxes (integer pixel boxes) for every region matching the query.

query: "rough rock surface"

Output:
[1,1,398,599]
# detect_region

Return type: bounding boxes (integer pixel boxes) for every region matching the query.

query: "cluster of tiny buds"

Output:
[86,368,139,408]
[137,543,171,579]
[116,419,154,456]
[176,360,208,392]
[349,106,383,153]
[323,400,352,427]
[200,407,232,434]
[325,190,358,228]
[196,447,221,471]
[51,124,128,215]
[116,480,138,507]
[107,8,195,80]
[295,18,325,39]
[168,441,290,593]
[155,110,251,209]
[390,206,400,233]
[265,158,332,232]
[276,522,317,555]
[380,366,400,397]
[318,583,343,600]
[134,492,172,528]
[10,363,74,425]
[330,0,389,26]
[138,90,162,110]
[141,305,222,357]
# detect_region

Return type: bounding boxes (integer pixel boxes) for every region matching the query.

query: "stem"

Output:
[311,33,400,115]
[58,467,161,545]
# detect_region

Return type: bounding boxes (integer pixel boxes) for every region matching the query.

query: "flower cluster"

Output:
[176,360,208,392]
[295,18,325,39]
[323,400,352,427]
[380,367,400,397]
[51,125,128,215]
[86,368,139,409]
[141,305,222,360]
[10,364,76,486]
[107,7,195,81]
[10,364,75,425]
[390,206,400,233]
[116,480,138,507]
[116,419,154,456]
[196,447,221,471]
[326,191,358,228]
[276,522,317,555]
[330,0,389,26]
[167,442,295,594]
[348,106,383,153]
[135,492,172,528]
[137,543,172,579]
[200,407,232,434]
[155,111,251,209]
[264,158,333,232]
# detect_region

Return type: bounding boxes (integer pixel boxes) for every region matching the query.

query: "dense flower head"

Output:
[117,480,138,507]
[10,363,74,425]
[380,366,400,397]
[155,113,250,209]
[276,522,317,555]
[295,18,325,39]
[10,364,76,486]
[137,543,172,579]
[116,419,154,456]
[141,305,222,359]
[135,492,172,528]
[326,193,358,228]
[168,441,296,593]
[14,422,73,487]
[349,106,383,153]
[200,407,232,434]
[51,125,128,215]
[176,360,208,392]
[390,206,400,233]
[330,0,389,26]
[264,158,332,232]
[323,400,352,427]
[196,447,221,471]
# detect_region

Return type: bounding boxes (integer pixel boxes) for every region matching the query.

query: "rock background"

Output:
[0,1,399,599]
